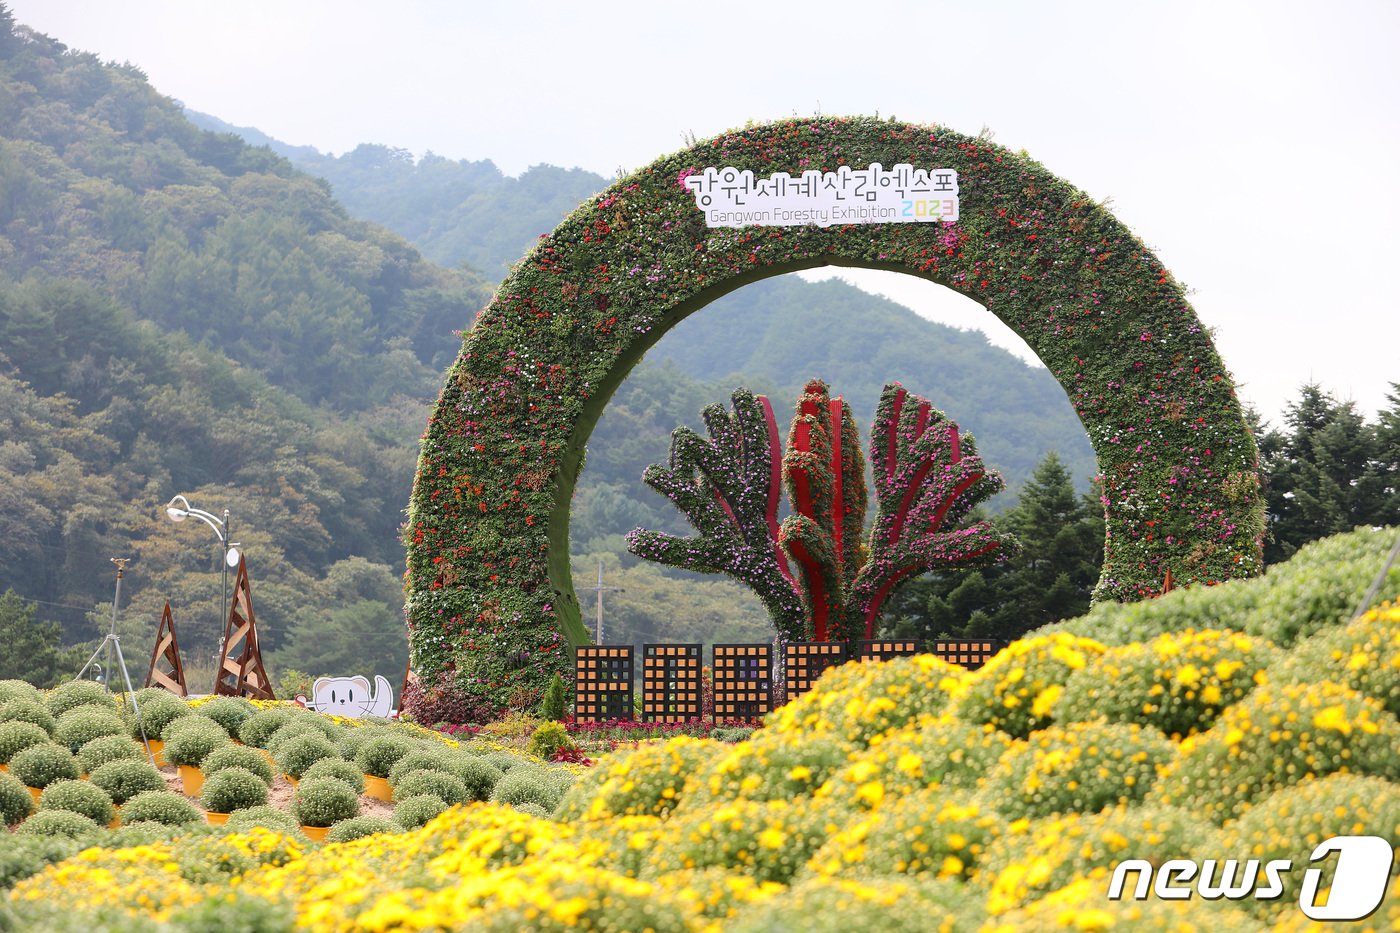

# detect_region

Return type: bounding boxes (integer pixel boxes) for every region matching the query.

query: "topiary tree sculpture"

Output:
[627,381,1014,643]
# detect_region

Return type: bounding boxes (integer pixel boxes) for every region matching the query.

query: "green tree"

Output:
[1261,384,1387,563]
[0,588,86,687]
[883,452,1104,644]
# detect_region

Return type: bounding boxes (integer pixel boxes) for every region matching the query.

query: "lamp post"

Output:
[164,495,241,692]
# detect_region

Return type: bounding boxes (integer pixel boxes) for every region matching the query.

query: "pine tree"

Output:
[0,589,80,687]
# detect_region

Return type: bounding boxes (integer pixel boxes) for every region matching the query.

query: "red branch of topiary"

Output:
[630,381,1015,644]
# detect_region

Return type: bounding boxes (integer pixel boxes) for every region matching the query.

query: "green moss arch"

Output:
[404,117,1263,706]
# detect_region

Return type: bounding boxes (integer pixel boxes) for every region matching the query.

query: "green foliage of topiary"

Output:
[1152,680,1400,823]
[272,733,337,780]
[0,700,56,735]
[53,705,126,751]
[386,748,455,787]
[237,708,293,749]
[353,735,414,779]
[324,815,401,843]
[0,771,34,825]
[0,721,51,765]
[491,767,563,812]
[87,758,165,806]
[119,790,204,827]
[76,733,144,773]
[393,769,469,806]
[161,716,228,767]
[300,757,364,795]
[192,696,256,738]
[44,681,116,718]
[225,805,303,837]
[200,743,274,786]
[199,767,269,813]
[15,808,100,839]
[289,776,360,828]
[539,673,567,722]
[983,720,1175,820]
[448,755,503,803]
[1057,629,1278,738]
[38,778,113,825]
[129,694,190,740]
[525,721,573,762]
[393,793,446,830]
[9,742,79,789]
[0,834,80,889]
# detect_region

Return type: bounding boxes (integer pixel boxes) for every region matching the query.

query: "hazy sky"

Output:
[9,0,1398,425]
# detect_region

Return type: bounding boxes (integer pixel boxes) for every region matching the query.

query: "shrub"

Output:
[0,770,34,825]
[15,809,100,839]
[711,727,756,743]
[684,732,850,810]
[336,724,395,760]
[200,767,269,813]
[554,737,719,822]
[0,680,42,705]
[77,734,144,773]
[225,805,303,837]
[120,790,203,827]
[354,735,414,778]
[526,721,574,761]
[448,756,504,802]
[491,767,563,812]
[394,769,469,806]
[1217,773,1400,920]
[394,793,447,829]
[1058,629,1278,738]
[272,733,337,780]
[300,757,364,794]
[513,802,552,819]
[1269,602,1400,718]
[265,718,334,755]
[38,778,113,825]
[101,820,205,849]
[160,717,229,767]
[325,815,401,843]
[977,803,1210,914]
[289,777,360,828]
[129,694,190,740]
[1152,680,1400,823]
[657,796,847,885]
[539,673,567,721]
[192,696,256,737]
[0,835,80,889]
[0,721,50,765]
[200,744,274,786]
[237,708,294,748]
[982,720,1177,820]
[9,742,79,789]
[87,758,165,806]
[483,751,525,773]
[53,705,126,751]
[0,700,55,735]
[387,748,456,787]
[818,713,1015,810]
[44,681,116,717]
[952,632,1108,739]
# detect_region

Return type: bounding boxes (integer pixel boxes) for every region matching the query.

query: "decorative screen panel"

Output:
[642,644,702,723]
[783,641,847,700]
[859,639,921,663]
[712,643,772,720]
[928,639,1001,670]
[574,645,634,723]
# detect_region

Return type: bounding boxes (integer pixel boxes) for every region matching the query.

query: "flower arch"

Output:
[404,117,1263,706]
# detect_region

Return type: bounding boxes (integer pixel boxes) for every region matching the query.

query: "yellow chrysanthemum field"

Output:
[1,528,1398,931]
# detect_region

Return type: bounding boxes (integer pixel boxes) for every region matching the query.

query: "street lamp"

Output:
[164,495,241,691]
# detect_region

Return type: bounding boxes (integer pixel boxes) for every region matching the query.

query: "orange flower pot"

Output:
[284,774,299,788]
[177,764,204,797]
[145,740,167,768]
[363,775,393,802]
[300,824,330,842]
[205,811,230,826]
[26,785,42,805]
[108,814,121,829]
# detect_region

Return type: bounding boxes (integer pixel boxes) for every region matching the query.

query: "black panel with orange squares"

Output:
[928,639,1002,670]
[783,641,847,699]
[642,644,702,723]
[859,639,921,663]
[573,645,634,723]
[712,643,772,720]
